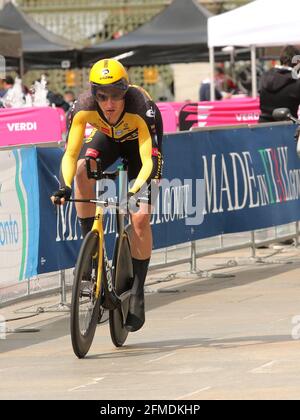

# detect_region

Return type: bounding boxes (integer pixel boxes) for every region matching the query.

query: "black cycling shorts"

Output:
[78,130,159,206]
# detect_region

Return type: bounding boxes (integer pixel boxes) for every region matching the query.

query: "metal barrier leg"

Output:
[249,230,293,265]
[190,241,197,274]
[27,278,30,297]
[36,269,71,312]
[58,270,70,310]
[188,241,234,279]
[296,222,300,247]
[16,270,71,314]
[39,269,72,312]
[251,231,256,259]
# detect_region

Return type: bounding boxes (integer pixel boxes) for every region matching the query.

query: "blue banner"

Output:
[36,147,117,273]
[36,147,82,274]
[150,123,300,248]
[34,123,300,273]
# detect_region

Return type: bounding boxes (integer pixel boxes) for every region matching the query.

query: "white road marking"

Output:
[183,314,198,320]
[177,386,212,399]
[68,377,105,392]
[145,352,176,364]
[250,360,277,373]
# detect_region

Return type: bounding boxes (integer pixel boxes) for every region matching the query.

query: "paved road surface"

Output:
[1,246,300,400]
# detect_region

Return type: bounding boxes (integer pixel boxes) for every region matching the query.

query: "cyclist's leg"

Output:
[121,143,160,332]
[75,130,120,238]
[125,187,159,331]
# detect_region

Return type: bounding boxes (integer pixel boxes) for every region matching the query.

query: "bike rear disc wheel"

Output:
[109,306,129,347]
[109,233,133,347]
[70,231,102,358]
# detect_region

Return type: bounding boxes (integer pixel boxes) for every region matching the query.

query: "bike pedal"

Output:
[80,289,92,298]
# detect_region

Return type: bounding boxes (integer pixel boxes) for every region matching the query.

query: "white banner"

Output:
[0,148,39,289]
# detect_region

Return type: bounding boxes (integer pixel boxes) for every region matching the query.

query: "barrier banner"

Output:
[35,123,300,271]
[2,122,298,278]
[36,147,82,274]
[0,148,39,284]
[159,123,300,243]
[179,100,260,130]
[0,107,64,147]
[36,147,124,273]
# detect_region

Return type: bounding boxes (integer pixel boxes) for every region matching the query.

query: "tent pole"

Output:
[19,56,24,78]
[251,45,257,98]
[209,47,215,101]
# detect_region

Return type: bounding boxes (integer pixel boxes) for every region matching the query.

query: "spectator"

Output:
[199,67,236,101]
[259,45,300,122]
[258,45,300,247]
[0,75,14,98]
[47,91,70,112]
[32,76,70,112]
[63,91,76,125]
[0,78,5,97]
[199,77,222,102]
[63,90,75,108]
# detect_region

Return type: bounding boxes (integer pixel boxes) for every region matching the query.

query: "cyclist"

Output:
[51,58,163,333]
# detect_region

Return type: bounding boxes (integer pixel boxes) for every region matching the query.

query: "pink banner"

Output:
[156,102,177,133]
[0,107,65,147]
[178,99,261,130]
[157,99,261,132]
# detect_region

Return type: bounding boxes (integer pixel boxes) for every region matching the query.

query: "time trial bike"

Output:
[68,156,135,358]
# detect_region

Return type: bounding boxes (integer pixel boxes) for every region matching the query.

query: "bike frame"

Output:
[68,156,132,318]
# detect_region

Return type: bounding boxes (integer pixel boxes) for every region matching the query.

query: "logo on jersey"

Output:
[101,126,110,135]
[85,148,100,159]
[146,107,155,118]
[152,148,159,157]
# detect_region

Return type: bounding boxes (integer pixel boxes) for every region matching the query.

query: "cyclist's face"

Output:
[94,87,126,125]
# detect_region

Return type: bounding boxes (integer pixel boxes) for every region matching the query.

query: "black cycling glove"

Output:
[52,186,72,205]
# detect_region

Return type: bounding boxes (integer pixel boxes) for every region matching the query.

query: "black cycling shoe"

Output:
[125,294,145,332]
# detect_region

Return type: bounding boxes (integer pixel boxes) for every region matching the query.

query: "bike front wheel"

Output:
[109,232,133,347]
[70,230,102,358]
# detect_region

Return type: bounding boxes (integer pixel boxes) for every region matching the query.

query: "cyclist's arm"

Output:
[60,112,87,188]
[129,117,155,194]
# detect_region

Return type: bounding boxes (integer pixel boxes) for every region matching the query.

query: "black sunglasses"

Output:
[94,90,126,102]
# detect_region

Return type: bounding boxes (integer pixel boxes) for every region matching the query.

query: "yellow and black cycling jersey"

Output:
[60,85,163,194]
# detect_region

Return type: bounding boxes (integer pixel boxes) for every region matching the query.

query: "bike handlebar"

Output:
[85,156,128,180]
[66,197,141,209]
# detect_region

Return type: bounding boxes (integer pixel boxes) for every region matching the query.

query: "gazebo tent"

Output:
[0,2,77,69]
[81,0,212,66]
[207,0,300,98]
[208,0,300,47]
[0,27,22,58]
